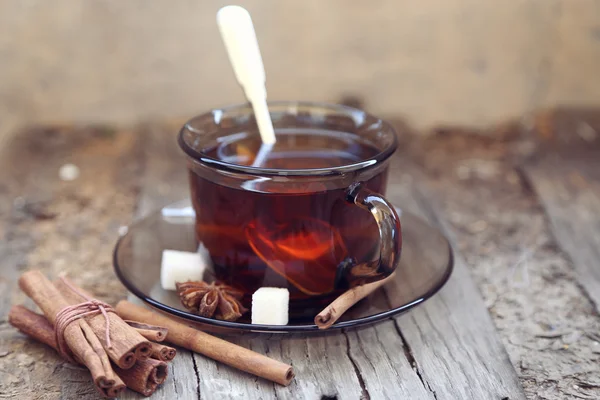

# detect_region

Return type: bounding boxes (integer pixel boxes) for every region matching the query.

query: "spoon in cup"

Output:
[217,5,275,167]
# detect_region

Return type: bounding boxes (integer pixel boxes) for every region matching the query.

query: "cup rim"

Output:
[178,100,398,177]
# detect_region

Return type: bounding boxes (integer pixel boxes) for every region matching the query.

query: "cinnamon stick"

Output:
[15,271,125,398]
[149,342,177,362]
[8,305,168,397]
[124,321,168,342]
[54,277,152,368]
[9,305,56,348]
[116,300,294,386]
[315,272,396,329]
[114,358,169,397]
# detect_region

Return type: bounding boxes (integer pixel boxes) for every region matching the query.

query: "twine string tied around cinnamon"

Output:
[53,277,114,362]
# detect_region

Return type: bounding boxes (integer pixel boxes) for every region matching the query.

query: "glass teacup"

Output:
[178,101,401,315]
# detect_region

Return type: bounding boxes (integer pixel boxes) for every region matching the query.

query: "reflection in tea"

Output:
[189,131,388,310]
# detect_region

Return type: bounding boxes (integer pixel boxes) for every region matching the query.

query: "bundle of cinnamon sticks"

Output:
[9,270,176,397]
[10,270,294,398]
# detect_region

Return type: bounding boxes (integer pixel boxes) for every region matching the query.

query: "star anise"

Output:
[176,281,248,321]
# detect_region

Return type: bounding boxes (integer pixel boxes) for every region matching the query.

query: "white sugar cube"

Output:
[160,250,207,291]
[251,287,289,325]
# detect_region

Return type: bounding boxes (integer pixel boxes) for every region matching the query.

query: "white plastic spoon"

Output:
[217,6,275,167]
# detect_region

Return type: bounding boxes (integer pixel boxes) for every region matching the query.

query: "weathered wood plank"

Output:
[383,157,526,400]
[0,126,143,399]
[522,152,600,311]
[190,341,275,400]
[270,334,366,400]
[398,129,600,399]
[346,319,435,400]
[189,334,367,400]
[0,128,51,320]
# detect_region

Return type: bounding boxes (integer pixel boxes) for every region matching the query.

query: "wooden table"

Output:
[1,111,599,399]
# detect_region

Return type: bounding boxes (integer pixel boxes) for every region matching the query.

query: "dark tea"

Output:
[188,130,388,310]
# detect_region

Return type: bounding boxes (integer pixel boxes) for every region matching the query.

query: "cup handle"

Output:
[339,182,402,287]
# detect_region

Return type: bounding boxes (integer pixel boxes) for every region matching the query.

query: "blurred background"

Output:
[1,0,599,144]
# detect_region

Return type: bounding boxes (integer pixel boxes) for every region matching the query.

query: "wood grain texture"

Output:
[522,151,600,311]
[0,125,143,399]
[0,129,54,321]
[403,128,600,400]
[189,334,369,400]
[384,165,526,400]
[346,319,435,400]
[270,335,366,400]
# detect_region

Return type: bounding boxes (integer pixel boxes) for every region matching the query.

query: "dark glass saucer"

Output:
[113,200,453,335]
